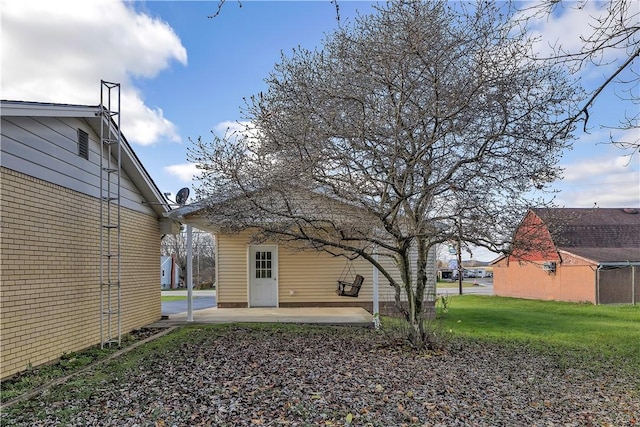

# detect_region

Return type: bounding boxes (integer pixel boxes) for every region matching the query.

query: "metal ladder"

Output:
[99,80,122,348]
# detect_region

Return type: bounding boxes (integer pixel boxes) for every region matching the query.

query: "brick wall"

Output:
[1,168,161,379]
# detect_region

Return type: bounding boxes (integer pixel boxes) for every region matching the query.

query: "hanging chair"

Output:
[336,259,364,297]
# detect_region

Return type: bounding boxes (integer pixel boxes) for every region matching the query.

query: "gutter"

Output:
[596,261,640,267]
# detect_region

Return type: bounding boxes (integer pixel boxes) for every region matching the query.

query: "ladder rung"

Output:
[102,252,119,258]
[101,312,120,316]
[102,224,119,229]
[102,138,120,145]
[102,196,118,201]
[103,168,117,173]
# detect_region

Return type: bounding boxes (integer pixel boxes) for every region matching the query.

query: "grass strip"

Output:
[0,327,177,409]
[440,295,640,373]
[161,295,188,302]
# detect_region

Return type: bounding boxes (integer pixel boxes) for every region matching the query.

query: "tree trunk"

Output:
[393,239,436,350]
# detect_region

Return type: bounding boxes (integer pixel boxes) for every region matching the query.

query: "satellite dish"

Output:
[175,187,190,206]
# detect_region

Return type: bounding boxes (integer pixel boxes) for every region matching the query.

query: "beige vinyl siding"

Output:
[0,168,161,379]
[279,247,434,304]
[216,232,251,305]
[216,231,434,306]
[1,115,155,216]
[278,247,375,303]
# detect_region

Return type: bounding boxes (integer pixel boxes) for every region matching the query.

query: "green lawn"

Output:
[4,295,638,405]
[161,295,187,302]
[441,295,640,372]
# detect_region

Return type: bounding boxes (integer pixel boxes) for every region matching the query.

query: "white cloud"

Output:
[520,1,632,99]
[164,163,201,183]
[1,0,187,146]
[556,154,640,208]
[214,120,256,138]
[124,91,181,145]
[562,156,634,182]
[558,183,640,208]
[522,2,615,60]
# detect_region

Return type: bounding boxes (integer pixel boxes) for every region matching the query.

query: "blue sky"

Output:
[2,1,639,260]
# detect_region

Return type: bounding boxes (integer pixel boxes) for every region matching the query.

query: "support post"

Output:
[373,248,380,329]
[457,215,463,295]
[187,224,194,322]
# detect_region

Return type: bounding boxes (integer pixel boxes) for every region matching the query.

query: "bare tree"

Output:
[193,232,216,286]
[161,230,216,286]
[191,1,581,348]
[161,232,187,284]
[516,0,639,154]
[209,0,341,20]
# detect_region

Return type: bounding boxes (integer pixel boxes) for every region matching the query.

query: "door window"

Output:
[255,251,272,279]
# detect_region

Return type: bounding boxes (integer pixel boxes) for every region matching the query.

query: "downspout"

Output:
[171,254,176,289]
[632,265,636,306]
[373,247,380,329]
[595,264,602,305]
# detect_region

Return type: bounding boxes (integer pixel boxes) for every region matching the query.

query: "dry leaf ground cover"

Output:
[2,297,639,426]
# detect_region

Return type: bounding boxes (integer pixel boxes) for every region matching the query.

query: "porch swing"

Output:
[335,259,364,297]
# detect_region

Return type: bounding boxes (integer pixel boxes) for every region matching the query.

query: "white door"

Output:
[249,245,278,307]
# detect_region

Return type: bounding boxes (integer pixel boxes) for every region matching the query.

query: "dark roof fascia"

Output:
[488,254,507,265]
[598,261,640,266]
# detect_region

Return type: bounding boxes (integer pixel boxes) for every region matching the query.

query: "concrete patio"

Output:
[148,306,374,328]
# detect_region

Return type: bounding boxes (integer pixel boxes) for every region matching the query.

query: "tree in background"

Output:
[212,0,637,155]
[516,0,639,155]
[192,1,581,348]
[161,230,216,287]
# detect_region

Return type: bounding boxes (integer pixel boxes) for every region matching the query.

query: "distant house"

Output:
[0,100,179,379]
[161,255,182,289]
[492,208,640,304]
[168,195,437,312]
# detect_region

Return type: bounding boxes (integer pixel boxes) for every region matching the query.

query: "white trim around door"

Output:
[248,245,278,307]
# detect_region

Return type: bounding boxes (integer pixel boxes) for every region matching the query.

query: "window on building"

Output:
[255,251,272,279]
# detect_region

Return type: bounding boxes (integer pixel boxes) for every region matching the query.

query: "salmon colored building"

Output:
[492,208,640,304]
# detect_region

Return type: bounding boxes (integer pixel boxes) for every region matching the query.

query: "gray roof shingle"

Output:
[532,208,640,263]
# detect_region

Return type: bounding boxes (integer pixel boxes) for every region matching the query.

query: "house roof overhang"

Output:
[165,187,381,238]
[558,247,640,265]
[165,199,215,230]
